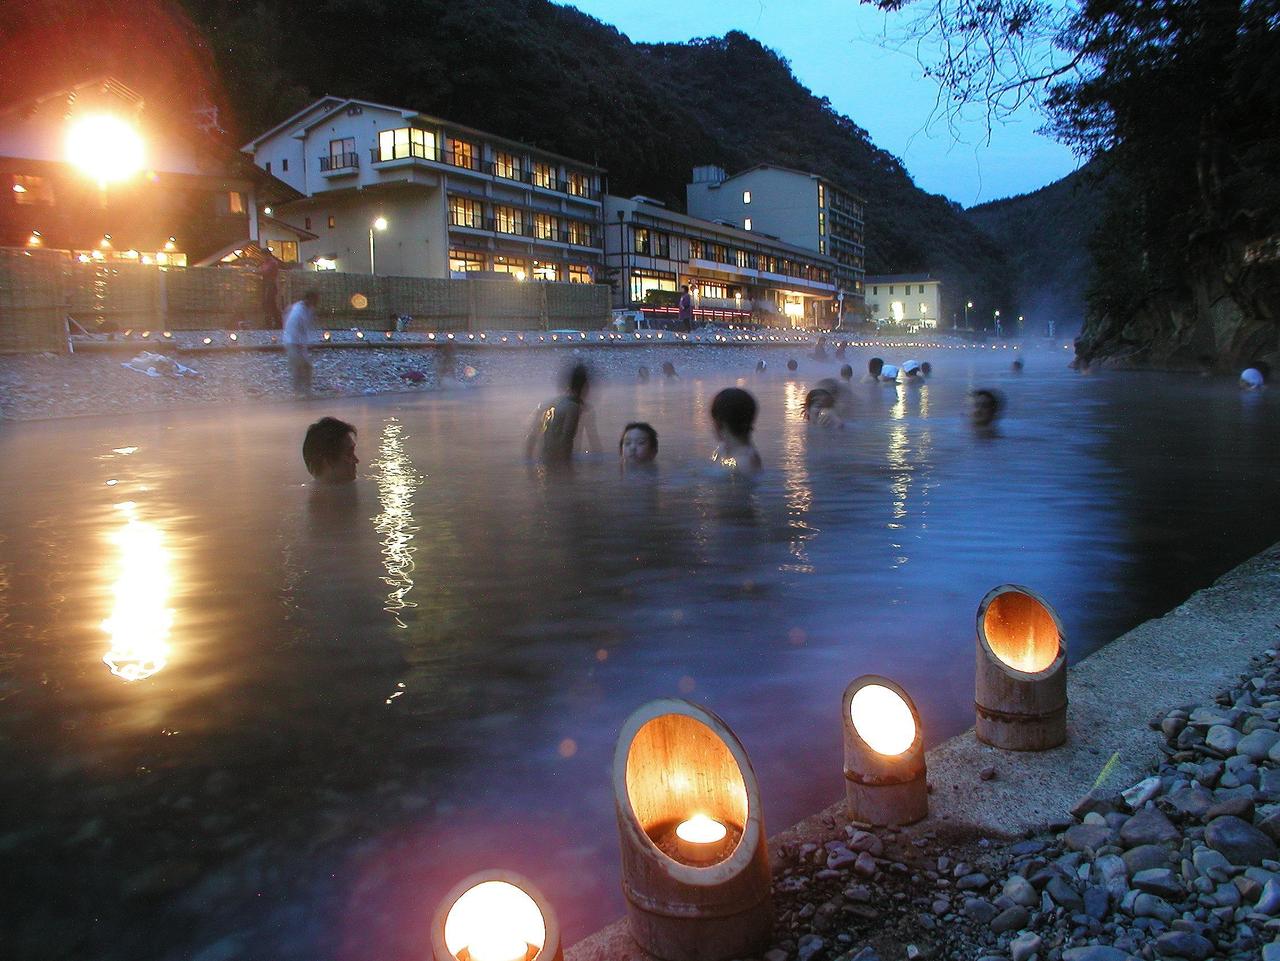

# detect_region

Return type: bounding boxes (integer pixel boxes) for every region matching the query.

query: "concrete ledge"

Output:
[567,541,1280,961]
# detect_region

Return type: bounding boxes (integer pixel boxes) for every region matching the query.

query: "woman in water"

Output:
[619,422,659,470]
[710,387,763,477]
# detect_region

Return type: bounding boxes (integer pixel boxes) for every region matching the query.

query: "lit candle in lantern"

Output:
[675,813,728,864]
[464,932,529,961]
[439,876,550,961]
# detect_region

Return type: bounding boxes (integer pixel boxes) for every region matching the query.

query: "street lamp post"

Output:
[369,216,388,274]
[964,301,973,330]
[994,309,1002,337]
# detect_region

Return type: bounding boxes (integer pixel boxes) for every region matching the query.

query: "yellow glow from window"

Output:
[67,114,144,185]
[101,502,173,682]
[443,881,545,961]
[849,684,916,755]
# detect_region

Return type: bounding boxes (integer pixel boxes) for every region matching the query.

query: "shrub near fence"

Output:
[0,250,613,352]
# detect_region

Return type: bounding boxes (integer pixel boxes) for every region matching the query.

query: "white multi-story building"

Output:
[865,274,942,329]
[686,164,865,312]
[604,194,839,329]
[242,97,605,282]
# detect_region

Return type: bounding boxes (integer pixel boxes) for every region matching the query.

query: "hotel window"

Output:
[711,243,729,264]
[756,254,767,271]
[491,254,527,278]
[492,151,518,180]
[379,127,434,162]
[872,286,878,295]
[448,138,477,170]
[533,212,558,240]
[919,285,925,294]
[328,215,336,229]
[889,286,895,294]
[736,249,751,268]
[565,170,588,197]
[449,195,483,228]
[227,191,245,215]
[568,264,592,283]
[266,240,298,263]
[282,158,289,172]
[494,205,523,235]
[818,183,826,208]
[634,227,650,254]
[818,212,825,236]
[629,268,676,303]
[654,233,670,258]
[329,137,355,166]
[566,221,591,246]
[819,239,826,254]
[698,282,728,299]
[449,249,485,273]
[531,161,554,189]
[304,217,312,231]
[689,238,705,260]
[532,260,561,282]
[265,161,271,174]
[744,217,752,231]
[743,190,751,204]
[11,174,52,205]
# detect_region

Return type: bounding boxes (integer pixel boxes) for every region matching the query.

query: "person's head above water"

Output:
[619,422,659,464]
[638,365,651,383]
[786,358,798,371]
[303,416,359,484]
[756,359,767,372]
[840,364,853,380]
[970,389,1002,428]
[1012,359,1024,372]
[868,357,884,378]
[661,361,678,378]
[803,388,836,419]
[565,362,589,398]
[711,387,757,442]
[921,362,932,376]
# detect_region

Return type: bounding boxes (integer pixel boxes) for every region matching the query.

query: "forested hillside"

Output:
[2,0,1015,323]
[966,164,1103,337]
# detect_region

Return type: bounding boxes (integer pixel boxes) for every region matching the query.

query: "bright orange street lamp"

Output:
[66,114,145,188]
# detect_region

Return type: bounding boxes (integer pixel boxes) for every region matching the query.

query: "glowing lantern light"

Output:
[975,585,1068,750]
[432,871,561,961]
[356,330,365,339]
[843,675,927,826]
[614,698,773,960]
[323,331,332,341]
[202,337,211,345]
[67,114,144,186]
[229,332,238,341]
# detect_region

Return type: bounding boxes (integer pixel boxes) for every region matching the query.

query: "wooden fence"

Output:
[0,249,612,352]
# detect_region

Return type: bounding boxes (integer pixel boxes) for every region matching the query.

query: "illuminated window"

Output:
[328,215,336,229]
[744,217,752,231]
[492,151,518,180]
[491,254,527,278]
[228,191,245,214]
[698,281,727,299]
[567,264,591,283]
[736,249,751,268]
[689,239,704,260]
[532,260,561,281]
[743,190,751,204]
[819,239,826,254]
[266,240,299,263]
[711,243,729,264]
[449,138,477,170]
[494,206,523,235]
[565,171,589,197]
[11,174,53,205]
[533,212,558,240]
[818,183,826,208]
[634,227,650,254]
[531,162,554,189]
[629,268,676,303]
[566,221,591,246]
[654,233,670,258]
[449,195,483,228]
[819,212,825,236]
[378,127,435,162]
[449,248,485,272]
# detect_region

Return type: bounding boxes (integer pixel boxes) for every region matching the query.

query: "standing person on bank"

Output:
[283,290,320,394]
[677,284,694,332]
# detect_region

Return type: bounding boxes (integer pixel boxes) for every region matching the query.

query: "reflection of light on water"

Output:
[102,501,173,681]
[781,382,815,573]
[888,422,910,523]
[372,419,421,627]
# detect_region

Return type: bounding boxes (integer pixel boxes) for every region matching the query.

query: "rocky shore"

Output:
[758,642,1280,961]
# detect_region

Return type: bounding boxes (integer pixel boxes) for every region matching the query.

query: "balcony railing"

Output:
[319,152,360,172]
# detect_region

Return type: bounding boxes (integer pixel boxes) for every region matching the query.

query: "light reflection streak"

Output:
[372,419,421,628]
[101,501,173,681]
[781,381,816,574]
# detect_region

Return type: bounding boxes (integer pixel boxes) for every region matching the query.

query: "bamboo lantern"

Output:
[843,675,927,826]
[612,698,773,961]
[975,585,1068,750]
[430,870,562,961]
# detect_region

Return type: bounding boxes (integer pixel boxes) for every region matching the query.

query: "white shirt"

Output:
[283,300,317,346]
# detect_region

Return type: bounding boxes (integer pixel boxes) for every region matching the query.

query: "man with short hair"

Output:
[283,290,320,393]
[677,284,694,332]
[303,417,359,484]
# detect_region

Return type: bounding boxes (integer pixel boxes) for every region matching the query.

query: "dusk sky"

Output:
[565,0,1082,207]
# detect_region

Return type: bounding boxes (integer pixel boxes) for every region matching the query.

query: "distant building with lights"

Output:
[0,77,303,266]
[241,97,606,281]
[865,273,942,329]
[603,193,840,329]
[685,164,865,322]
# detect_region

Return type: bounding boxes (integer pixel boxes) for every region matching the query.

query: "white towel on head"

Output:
[880,364,899,381]
[1240,368,1264,389]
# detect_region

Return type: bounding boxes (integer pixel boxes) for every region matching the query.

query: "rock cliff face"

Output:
[1077,242,1280,373]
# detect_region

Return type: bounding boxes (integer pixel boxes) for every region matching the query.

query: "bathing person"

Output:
[786,359,798,372]
[1240,367,1265,390]
[619,422,659,468]
[866,357,884,382]
[1012,359,1024,373]
[840,364,853,381]
[437,339,458,384]
[661,361,678,379]
[835,341,847,360]
[902,359,922,378]
[525,363,601,464]
[812,336,828,361]
[638,366,651,383]
[970,389,1003,428]
[879,363,900,382]
[283,290,320,393]
[756,360,768,373]
[303,416,359,484]
[803,388,842,429]
[710,387,763,476]
[920,362,932,376]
